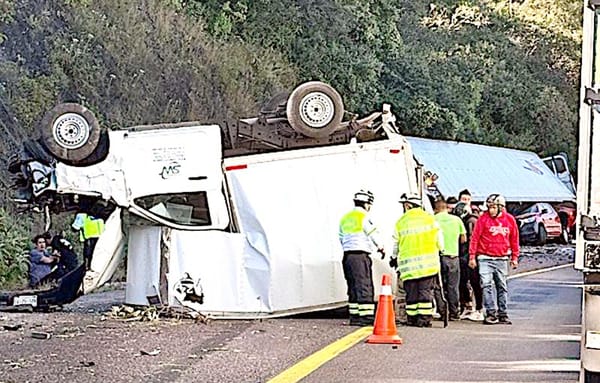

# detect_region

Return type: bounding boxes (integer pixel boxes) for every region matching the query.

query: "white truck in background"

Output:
[576,1,600,381]
[4,81,422,317]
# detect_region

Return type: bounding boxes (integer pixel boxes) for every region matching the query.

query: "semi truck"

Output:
[3,81,422,316]
[576,1,600,381]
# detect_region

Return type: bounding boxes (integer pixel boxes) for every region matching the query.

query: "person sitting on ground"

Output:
[29,234,59,288]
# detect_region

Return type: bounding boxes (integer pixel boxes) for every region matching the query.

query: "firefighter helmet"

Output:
[398,193,422,207]
[353,190,374,204]
[486,193,506,207]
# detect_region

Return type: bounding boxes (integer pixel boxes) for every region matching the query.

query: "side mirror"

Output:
[541,208,549,214]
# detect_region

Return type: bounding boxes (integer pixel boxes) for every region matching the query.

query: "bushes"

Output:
[0,208,31,289]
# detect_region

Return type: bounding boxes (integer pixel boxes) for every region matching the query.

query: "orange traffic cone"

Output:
[366,274,403,344]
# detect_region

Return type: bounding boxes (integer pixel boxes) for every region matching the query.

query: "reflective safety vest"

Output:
[80,214,105,241]
[395,208,440,281]
[339,209,372,253]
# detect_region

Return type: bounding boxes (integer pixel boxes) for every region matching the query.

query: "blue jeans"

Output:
[478,257,509,318]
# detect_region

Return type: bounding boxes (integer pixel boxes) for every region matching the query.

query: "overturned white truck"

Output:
[6,82,422,317]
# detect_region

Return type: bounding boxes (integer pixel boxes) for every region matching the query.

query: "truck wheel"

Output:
[39,103,107,165]
[537,225,547,246]
[72,130,110,167]
[286,81,344,138]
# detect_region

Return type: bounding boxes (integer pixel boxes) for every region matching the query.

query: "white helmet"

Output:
[353,190,374,204]
[486,193,506,207]
[398,193,422,207]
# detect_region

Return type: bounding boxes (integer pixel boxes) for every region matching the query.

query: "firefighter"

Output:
[339,190,385,326]
[72,212,105,270]
[390,193,443,328]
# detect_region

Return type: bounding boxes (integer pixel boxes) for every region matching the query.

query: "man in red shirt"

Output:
[468,194,519,325]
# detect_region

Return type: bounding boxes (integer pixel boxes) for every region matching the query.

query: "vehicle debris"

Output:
[139,348,160,356]
[2,324,23,331]
[109,304,207,323]
[30,331,52,339]
[55,326,84,338]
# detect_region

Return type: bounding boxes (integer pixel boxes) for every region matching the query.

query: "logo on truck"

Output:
[159,162,181,179]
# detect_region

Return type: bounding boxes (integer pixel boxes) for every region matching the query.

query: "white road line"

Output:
[466,359,580,372]
[508,263,574,280]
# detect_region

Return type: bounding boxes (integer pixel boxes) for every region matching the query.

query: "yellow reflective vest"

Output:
[339,207,380,253]
[394,208,441,281]
[76,214,105,241]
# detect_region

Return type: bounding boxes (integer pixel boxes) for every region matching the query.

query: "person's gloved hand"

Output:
[389,257,398,269]
[378,248,386,260]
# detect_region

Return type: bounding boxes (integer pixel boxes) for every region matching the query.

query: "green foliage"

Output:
[0,0,583,204]
[0,208,32,289]
[63,0,91,6]
[0,0,15,25]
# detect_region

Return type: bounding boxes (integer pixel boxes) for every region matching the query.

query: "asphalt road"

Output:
[301,266,582,383]
[0,247,582,383]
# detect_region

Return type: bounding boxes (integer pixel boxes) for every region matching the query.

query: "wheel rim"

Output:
[52,113,91,150]
[298,92,335,128]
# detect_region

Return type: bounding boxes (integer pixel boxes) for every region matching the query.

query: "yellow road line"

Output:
[266,326,373,383]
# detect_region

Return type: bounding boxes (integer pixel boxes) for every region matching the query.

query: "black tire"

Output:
[39,103,106,165]
[286,81,344,138]
[70,130,110,167]
[537,225,547,246]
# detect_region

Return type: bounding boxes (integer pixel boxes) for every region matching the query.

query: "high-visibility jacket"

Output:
[339,207,381,253]
[72,213,105,241]
[393,208,441,281]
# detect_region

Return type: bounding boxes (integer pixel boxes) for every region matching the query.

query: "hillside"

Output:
[0,0,582,211]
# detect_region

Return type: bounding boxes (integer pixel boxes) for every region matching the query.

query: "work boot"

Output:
[395,316,408,326]
[348,315,362,326]
[406,316,419,327]
[358,316,374,326]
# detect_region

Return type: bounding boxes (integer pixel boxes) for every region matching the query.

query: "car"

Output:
[510,202,568,245]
